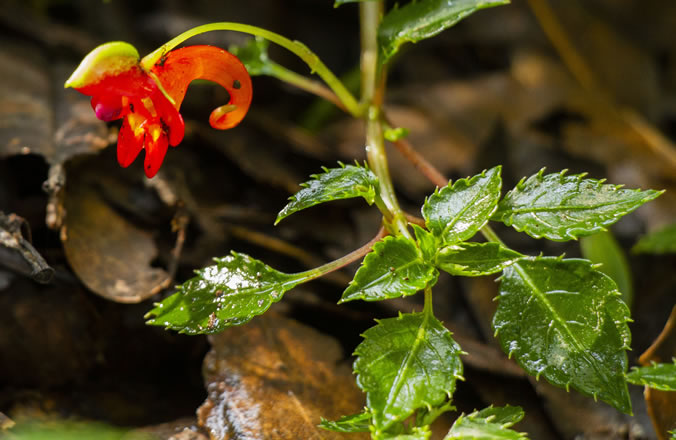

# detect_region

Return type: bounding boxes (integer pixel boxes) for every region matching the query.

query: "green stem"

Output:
[294,227,386,282]
[480,224,505,246]
[267,64,346,111]
[359,2,380,110]
[423,285,434,316]
[373,193,394,223]
[360,1,411,240]
[141,22,360,116]
[366,109,410,238]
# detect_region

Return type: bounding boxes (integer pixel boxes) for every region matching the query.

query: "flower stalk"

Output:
[142,22,360,116]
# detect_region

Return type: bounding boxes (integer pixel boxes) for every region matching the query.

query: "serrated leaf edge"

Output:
[446,406,528,440]
[354,312,463,432]
[422,166,502,244]
[625,359,676,391]
[435,242,523,276]
[494,168,664,241]
[145,251,302,334]
[275,161,378,225]
[340,236,437,303]
[494,256,633,412]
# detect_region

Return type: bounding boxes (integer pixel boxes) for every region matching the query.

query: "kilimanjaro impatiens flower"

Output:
[65,42,252,178]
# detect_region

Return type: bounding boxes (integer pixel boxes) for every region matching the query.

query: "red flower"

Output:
[65,42,252,178]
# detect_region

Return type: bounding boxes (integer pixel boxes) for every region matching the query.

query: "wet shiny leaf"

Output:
[444,405,527,440]
[436,242,522,277]
[423,166,501,245]
[353,312,463,433]
[378,0,509,63]
[492,169,663,242]
[413,224,437,262]
[319,412,371,433]
[146,253,304,334]
[340,235,438,303]
[626,361,676,391]
[276,163,378,224]
[386,426,432,439]
[493,257,632,413]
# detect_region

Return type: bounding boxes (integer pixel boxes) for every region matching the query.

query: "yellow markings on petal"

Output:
[148,124,162,143]
[127,113,146,138]
[212,104,238,119]
[146,71,177,107]
[141,97,158,118]
[65,41,140,89]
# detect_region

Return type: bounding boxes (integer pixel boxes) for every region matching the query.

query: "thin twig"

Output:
[405,213,426,227]
[309,226,387,278]
[384,114,450,188]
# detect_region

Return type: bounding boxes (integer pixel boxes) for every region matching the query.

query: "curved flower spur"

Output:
[65,42,252,178]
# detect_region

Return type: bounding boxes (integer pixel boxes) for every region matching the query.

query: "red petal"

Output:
[117,119,144,168]
[149,45,252,130]
[150,89,185,146]
[91,95,124,121]
[76,67,153,98]
[143,129,169,178]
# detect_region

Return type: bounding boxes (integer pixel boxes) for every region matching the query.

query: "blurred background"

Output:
[0,0,675,438]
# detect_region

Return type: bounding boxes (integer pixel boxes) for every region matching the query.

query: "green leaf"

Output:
[146,253,303,334]
[492,169,663,242]
[470,405,525,427]
[493,257,633,413]
[626,361,676,391]
[276,163,379,224]
[319,412,371,433]
[422,166,502,245]
[413,224,437,262]
[633,223,676,254]
[229,37,276,76]
[416,401,456,427]
[354,312,464,433]
[384,126,410,142]
[436,242,522,277]
[444,406,527,440]
[340,235,438,303]
[384,426,432,440]
[670,429,676,440]
[378,0,510,63]
[580,230,633,307]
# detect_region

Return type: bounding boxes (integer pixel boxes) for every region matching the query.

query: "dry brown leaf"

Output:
[0,44,107,165]
[198,312,367,440]
[62,182,169,303]
[0,44,52,160]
